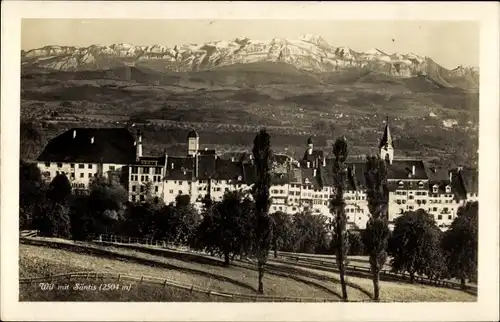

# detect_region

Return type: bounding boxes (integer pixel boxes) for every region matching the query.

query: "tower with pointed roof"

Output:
[187,129,199,156]
[306,137,314,155]
[379,116,394,164]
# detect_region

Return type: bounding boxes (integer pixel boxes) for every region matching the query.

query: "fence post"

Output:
[140,276,144,284]
[118,274,121,282]
[163,280,168,289]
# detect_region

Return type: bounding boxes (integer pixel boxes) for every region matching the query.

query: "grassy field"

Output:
[19,241,477,302]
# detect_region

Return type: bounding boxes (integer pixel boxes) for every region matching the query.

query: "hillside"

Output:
[20,37,479,169]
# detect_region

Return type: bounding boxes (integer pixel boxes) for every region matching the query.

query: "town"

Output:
[35,118,478,231]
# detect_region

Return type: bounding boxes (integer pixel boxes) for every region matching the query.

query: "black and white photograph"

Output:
[1,1,499,321]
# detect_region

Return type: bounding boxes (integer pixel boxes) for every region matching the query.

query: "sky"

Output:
[21,19,479,69]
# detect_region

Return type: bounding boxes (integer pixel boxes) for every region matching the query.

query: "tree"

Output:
[19,161,45,229]
[270,211,294,257]
[442,201,478,289]
[289,211,329,254]
[388,209,443,283]
[46,173,72,205]
[362,155,391,301]
[193,191,255,266]
[85,174,128,236]
[329,136,350,301]
[165,195,199,245]
[252,129,273,294]
[33,202,72,238]
[348,231,365,256]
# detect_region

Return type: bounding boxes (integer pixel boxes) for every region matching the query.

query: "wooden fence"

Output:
[94,234,477,293]
[20,270,363,302]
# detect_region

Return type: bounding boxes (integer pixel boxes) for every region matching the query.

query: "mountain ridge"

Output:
[21,34,479,90]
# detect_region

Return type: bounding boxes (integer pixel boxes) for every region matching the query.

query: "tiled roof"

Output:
[37,128,136,164]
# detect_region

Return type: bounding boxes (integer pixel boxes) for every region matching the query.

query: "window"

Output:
[131,195,136,202]
[448,215,452,220]
[143,167,150,174]
[432,207,437,212]
[140,175,144,181]
[109,166,115,171]
[131,167,138,174]
[179,190,183,195]
[169,189,173,194]
[70,163,75,168]
[155,186,159,193]
[44,162,50,167]
[155,167,162,175]
[70,173,75,179]
[178,181,182,186]
[132,186,136,192]
[445,185,451,193]
[432,185,438,193]
[79,164,85,169]
[88,164,92,169]
[225,188,229,192]
[140,195,145,202]
[140,186,145,192]
[57,163,63,168]
[88,173,92,178]
[438,215,442,220]
[145,176,149,182]
[80,173,84,178]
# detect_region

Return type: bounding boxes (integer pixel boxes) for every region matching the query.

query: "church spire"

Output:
[379,116,393,149]
[379,116,394,164]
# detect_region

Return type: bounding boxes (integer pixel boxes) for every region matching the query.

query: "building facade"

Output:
[36,119,478,231]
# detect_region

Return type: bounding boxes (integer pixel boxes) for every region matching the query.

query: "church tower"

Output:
[379,116,394,164]
[187,129,199,156]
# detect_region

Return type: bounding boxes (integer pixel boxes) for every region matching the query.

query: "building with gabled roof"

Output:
[37,127,137,192]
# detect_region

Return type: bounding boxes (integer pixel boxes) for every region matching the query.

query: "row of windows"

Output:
[131,185,159,193]
[45,162,96,170]
[131,166,162,175]
[53,171,96,179]
[130,175,162,182]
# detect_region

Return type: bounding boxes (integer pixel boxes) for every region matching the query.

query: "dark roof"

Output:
[187,129,199,139]
[198,149,217,156]
[242,163,257,185]
[37,128,136,164]
[457,168,478,195]
[386,159,427,180]
[379,117,393,149]
[133,155,166,166]
[197,154,217,180]
[213,159,243,181]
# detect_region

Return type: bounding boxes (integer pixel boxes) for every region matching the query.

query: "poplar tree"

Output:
[362,155,390,301]
[330,136,349,301]
[252,129,273,294]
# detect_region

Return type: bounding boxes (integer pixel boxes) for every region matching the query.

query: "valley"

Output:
[20,36,479,169]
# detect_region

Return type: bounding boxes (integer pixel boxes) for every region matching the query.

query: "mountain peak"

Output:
[21,35,478,90]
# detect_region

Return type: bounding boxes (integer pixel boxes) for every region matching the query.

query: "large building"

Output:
[36,119,478,231]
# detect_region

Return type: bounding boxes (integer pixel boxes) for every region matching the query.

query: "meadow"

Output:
[19,240,477,302]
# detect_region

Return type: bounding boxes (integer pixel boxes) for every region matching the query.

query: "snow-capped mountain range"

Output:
[21,34,478,80]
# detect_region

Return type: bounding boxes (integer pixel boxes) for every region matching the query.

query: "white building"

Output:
[37,128,137,193]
